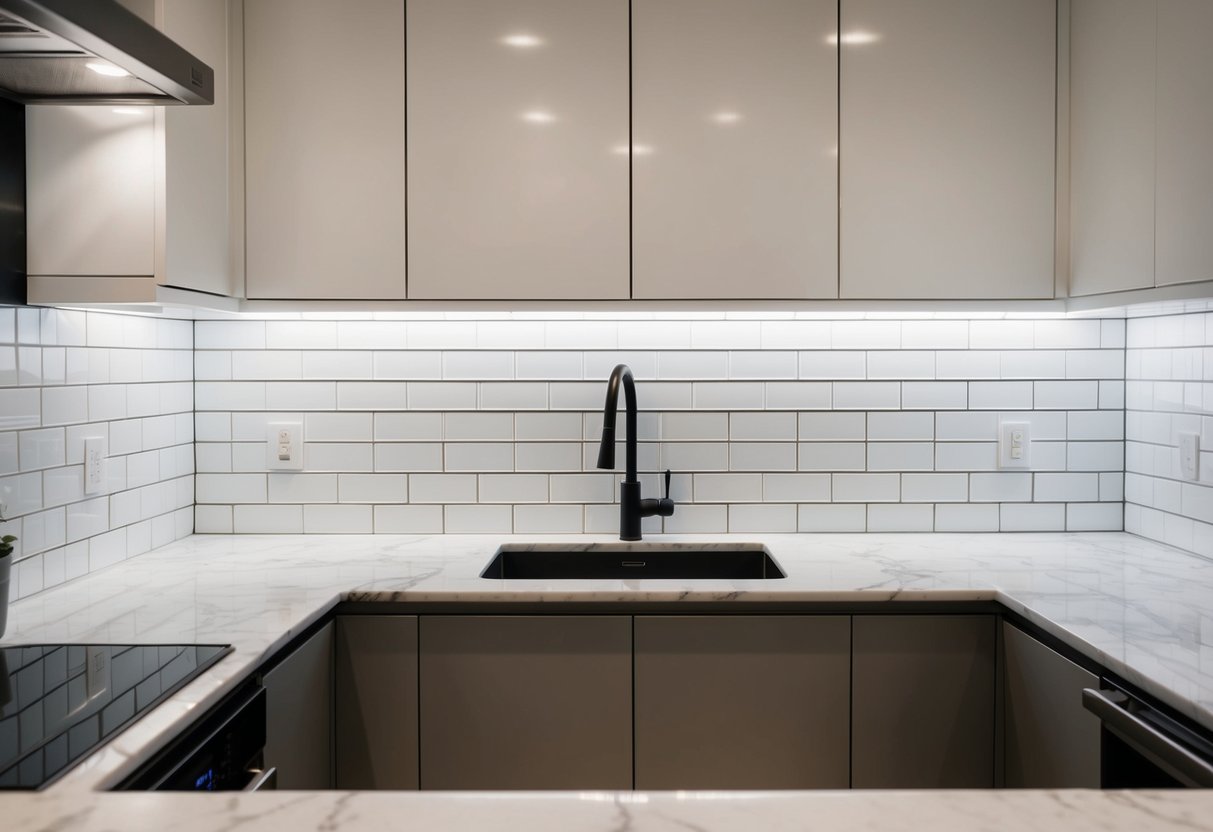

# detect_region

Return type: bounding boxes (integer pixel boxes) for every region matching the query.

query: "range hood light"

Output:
[85,61,129,78]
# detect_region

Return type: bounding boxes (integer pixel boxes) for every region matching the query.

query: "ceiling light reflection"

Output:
[111,107,145,116]
[85,61,128,77]
[500,33,544,48]
[826,31,881,46]
[711,111,743,125]
[520,110,557,124]
[611,143,654,156]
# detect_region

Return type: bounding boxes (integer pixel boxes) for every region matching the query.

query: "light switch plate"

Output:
[266,422,304,470]
[1180,432,1200,480]
[998,421,1030,469]
[84,436,107,494]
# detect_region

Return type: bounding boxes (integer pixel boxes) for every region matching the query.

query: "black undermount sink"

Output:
[481,544,786,580]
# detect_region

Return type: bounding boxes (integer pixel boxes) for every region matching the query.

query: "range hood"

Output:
[0,0,212,104]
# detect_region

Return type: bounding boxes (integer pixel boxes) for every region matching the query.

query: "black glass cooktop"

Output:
[0,644,230,790]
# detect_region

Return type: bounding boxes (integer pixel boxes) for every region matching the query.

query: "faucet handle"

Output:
[663,469,672,501]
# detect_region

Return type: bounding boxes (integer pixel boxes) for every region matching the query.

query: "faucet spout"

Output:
[596,364,674,541]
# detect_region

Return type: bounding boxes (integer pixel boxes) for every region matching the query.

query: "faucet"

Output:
[595,364,675,541]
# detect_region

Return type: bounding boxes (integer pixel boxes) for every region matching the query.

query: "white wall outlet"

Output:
[1180,432,1200,480]
[266,421,304,470]
[998,421,1031,469]
[84,436,107,495]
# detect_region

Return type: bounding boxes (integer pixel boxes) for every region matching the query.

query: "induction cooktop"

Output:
[0,643,231,789]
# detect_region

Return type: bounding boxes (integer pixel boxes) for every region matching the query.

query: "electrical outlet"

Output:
[84,436,107,495]
[1180,432,1200,480]
[266,422,303,470]
[86,645,109,698]
[998,421,1031,469]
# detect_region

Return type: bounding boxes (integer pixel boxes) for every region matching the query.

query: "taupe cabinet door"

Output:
[634,615,850,789]
[406,0,630,300]
[244,0,407,299]
[631,0,838,299]
[839,0,1056,299]
[419,615,632,789]
[1002,622,1100,788]
[263,622,333,789]
[335,616,419,789]
[852,615,996,788]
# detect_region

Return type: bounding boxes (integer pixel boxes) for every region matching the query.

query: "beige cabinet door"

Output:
[1003,621,1101,788]
[634,615,850,789]
[405,0,629,300]
[334,616,419,789]
[1156,0,1213,287]
[852,615,996,788]
[245,0,407,299]
[631,0,838,299]
[1069,0,1156,296]
[418,615,632,789]
[263,622,333,789]
[839,0,1056,299]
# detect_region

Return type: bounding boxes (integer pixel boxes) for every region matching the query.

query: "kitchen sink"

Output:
[480,544,786,580]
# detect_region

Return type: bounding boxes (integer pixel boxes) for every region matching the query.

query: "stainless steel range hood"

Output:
[0,0,213,104]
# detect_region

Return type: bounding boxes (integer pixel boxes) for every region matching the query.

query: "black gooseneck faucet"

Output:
[596,364,675,540]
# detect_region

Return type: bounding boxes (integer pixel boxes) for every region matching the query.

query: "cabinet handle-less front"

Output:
[1081,688,1213,787]
[244,767,278,792]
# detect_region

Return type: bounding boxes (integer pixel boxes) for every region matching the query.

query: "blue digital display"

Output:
[194,769,216,791]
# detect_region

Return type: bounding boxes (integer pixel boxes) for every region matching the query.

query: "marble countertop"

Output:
[3,531,1213,831]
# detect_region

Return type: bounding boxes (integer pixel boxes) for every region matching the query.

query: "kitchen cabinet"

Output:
[262,622,333,789]
[244,0,406,299]
[1155,0,1213,287]
[1069,0,1156,296]
[852,615,996,788]
[26,0,240,300]
[631,0,837,300]
[418,615,632,789]
[334,615,419,789]
[634,615,850,789]
[1002,621,1101,788]
[839,0,1056,300]
[405,0,629,300]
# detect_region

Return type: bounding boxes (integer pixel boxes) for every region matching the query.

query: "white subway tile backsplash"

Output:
[902,382,967,410]
[798,442,866,471]
[970,472,1032,502]
[867,442,934,471]
[444,504,512,533]
[798,503,866,532]
[935,503,999,532]
[374,504,444,533]
[799,351,865,380]
[765,382,831,409]
[1000,503,1066,531]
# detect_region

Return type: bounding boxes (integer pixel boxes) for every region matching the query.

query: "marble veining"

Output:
[2,531,1213,831]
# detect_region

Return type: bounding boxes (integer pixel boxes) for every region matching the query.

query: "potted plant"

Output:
[0,509,15,639]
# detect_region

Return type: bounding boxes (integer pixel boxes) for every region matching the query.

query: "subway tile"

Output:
[195,505,233,533]
[663,504,728,533]
[373,443,444,472]
[902,382,967,410]
[306,412,373,442]
[195,382,265,411]
[304,504,372,533]
[760,321,831,349]
[1035,319,1101,349]
[969,320,1034,349]
[442,351,515,380]
[867,351,934,380]
[408,474,478,503]
[866,442,934,471]
[661,442,729,472]
[798,503,866,532]
[478,382,549,410]
[516,351,582,380]
[444,412,514,441]
[195,321,265,350]
[194,351,231,381]
[1000,350,1065,379]
[935,442,997,471]
[265,321,338,350]
[692,382,763,409]
[515,442,583,472]
[1066,350,1125,380]
[901,320,968,349]
[444,504,512,533]
[798,442,866,471]
[337,321,406,349]
[307,443,374,472]
[799,351,865,379]
[1067,441,1125,471]
[970,472,1032,502]
[662,412,729,442]
[44,386,89,425]
[373,351,442,380]
[231,351,302,380]
[375,412,443,441]
[728,503,796,533]
[968,381,1033,410]
[374,504,444,533]
[479,473,549,503]
[762,473,830,502]
[729,351,796,380]
[1034,473,1099,503]
[337,473,407,503]
[406,382,476,410]
[765,382,831,409]
[1000,503,1065,532]
[799,412,865,441]
[730,412,796,441]
[476,321,545,350]
[832,473,899,502]
[934,504,999,532]
[831,320,899,349]
[658,351,729,380]
[268,473,338,503]
[302,351,373,380]
[617,321,692,350]
[196,474,266,504]
[868,503,934,532]
[19,427,65,471]
[730,443,797,471]
[902,473,967,502]
[1068,411,1124,441]
[516,412,582,441]
[514,504,583,534]
[549,473,611,503]
[545,321,617,349]
[266,381,335,411]
[867,412,933,441]
[833,382,899,410]
[1035,380,1099,410]
[691,321,761,349]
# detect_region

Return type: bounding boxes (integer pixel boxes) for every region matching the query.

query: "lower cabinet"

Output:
[634,615,850,789]
[334,616,419,789]
[1003,621,1101,788]
[262,622,334,789]
[418,615,633,790]
[852,615,997,788]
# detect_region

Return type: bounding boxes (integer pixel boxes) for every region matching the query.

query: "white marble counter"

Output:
[3,531,1213,831]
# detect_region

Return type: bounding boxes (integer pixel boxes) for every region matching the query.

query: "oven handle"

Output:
[1082,688,1213,787]
[244,767,278,792]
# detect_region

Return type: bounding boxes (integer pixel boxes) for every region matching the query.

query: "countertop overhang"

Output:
[3,531,1213,831]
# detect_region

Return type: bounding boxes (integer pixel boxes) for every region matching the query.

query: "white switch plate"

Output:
[266,422,304,470]
[998,421,1031,469]
[1180,432,1200,480]
[84,436,107,494]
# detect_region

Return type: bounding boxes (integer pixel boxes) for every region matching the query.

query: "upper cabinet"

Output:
[244,0,407,300]
[405,0,630,300]
[631,0,838,300]
[1069,0,1156,296]
[1155,0,1213,287]
[1069,0,1213,295]
[26,0,239,300]
[838,0,1057,300]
